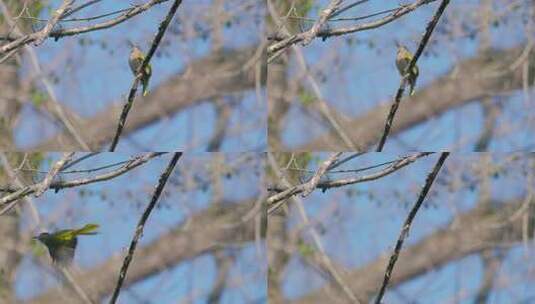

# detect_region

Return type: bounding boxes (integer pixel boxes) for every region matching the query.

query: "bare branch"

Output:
[33,0,75,46]
[301,152,342,197]
[301,0,342,46]
[109,152,181,303]
[374,152,449,303]
[34,152,75,197]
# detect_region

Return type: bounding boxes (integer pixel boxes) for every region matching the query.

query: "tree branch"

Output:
[109,152,182,303]
[374,152,449,303]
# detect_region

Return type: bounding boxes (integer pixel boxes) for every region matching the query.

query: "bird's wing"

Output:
[52,229,76,241]
[144,63,152,77]
[412,64,419,77]
[50,238,77,266]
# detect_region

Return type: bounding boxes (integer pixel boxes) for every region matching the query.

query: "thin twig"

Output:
[34,152,75,197]
[301,152,342,197]
[329,0,370,19]
[61,0,103,19]
[374,152,449,303]
[301,0,342,46]
[375,0,450,151]
[62,152,101,171]
[60,267,94,304]
[109,0,183,151]
[0,153,41,227]
[108,152,182,304]
[33,0,75,46]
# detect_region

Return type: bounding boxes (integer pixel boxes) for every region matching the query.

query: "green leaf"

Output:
[297,239,315,258]
[30,89,47,108]
[298,89,316,106]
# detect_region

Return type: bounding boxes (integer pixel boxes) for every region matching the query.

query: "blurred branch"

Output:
[0,0,90,149]
[206,250,234,304]
[474,98,500,150]
[473,250,504,304]
[207,100,231,151]
[60,267,95,304]
[33,46,260,150]
[0,153,40,226]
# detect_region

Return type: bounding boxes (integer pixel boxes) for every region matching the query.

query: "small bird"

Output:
[34,223,99,266]
[396,44,419,96]
[129,46,152,96]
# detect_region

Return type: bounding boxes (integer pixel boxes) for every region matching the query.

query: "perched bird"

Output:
[129,46,152,96]
[396,44,419,96]
[34,223,99,266]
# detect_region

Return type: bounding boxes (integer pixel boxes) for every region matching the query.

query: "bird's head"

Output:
[397,44,408,55]
[131,45,142,55]
[34,232,51,244]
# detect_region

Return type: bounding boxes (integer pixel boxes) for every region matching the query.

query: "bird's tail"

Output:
[409,77,416,96]
[75,223,99,235]
[142,78,149,96]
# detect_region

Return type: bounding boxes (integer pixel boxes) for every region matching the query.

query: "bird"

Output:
[129,45,152,96]
[396,44,419,96]
[34,223,99,266]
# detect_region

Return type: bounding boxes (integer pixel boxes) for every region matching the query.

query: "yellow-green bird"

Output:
[396,44,419,96]
[34,223,99,266]
[129,46,152,96]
